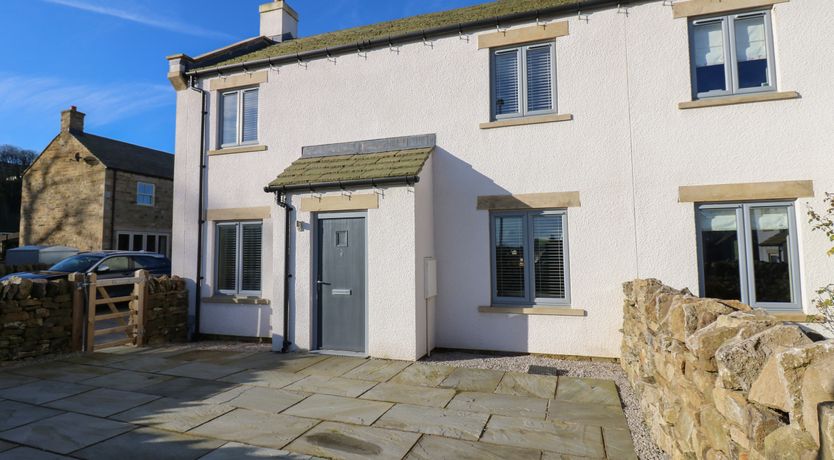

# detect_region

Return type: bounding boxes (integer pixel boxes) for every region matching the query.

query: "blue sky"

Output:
[0,0,485,154]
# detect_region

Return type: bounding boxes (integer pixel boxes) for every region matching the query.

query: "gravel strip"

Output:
[422,350,668,460]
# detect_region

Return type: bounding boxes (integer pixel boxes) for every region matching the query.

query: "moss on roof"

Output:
[268,147,432,189]
[198,0,578,69]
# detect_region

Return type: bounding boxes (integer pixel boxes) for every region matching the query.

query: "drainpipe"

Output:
[188,78,208,341]
[274,192,294,353]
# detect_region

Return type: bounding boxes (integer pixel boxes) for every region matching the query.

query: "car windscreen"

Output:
[49,255,104,273]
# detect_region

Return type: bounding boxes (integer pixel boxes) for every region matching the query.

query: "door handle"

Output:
[316,281,331,286]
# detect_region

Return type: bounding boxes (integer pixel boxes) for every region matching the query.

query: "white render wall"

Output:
[171,0,834,357]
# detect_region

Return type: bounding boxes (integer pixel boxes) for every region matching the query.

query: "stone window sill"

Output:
[772,312,824,323]
[678,91,799,110]
[208,145,268,156]
[479,113,573,130]
[478,305,586,317]
[202,296,270,305]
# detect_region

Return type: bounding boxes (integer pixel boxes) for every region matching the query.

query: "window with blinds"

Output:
[220,88,259,147]
[491,42,555,120]
[215,221,262,295]
[689,10,775,98]
[491,210,569,305]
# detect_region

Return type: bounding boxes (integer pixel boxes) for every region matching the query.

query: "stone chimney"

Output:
[259,1,298,42]
[61,106,85,134]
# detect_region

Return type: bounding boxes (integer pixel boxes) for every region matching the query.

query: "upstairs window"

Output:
[689,10,776,98]
[216,221,262,296]
[220,88,259,148]
[136,182,154,206]
[492,42,555,120]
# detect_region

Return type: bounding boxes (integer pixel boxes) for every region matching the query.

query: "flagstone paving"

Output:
[0,347,636,459]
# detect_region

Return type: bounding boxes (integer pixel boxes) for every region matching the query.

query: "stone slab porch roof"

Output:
[194,0,578,69]
[72,133,174,180]
[267,147,432,190]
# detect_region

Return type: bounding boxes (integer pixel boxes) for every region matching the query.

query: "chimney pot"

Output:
[61,106,85,134]
[259,1,298,42]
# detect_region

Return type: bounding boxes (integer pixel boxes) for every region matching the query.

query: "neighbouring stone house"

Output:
[20,107,174,255]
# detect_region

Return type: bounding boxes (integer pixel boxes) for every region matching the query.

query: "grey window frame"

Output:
[214,220,262,297]
[136,182,155,207]
[688,9,777,99]
[490,41,557,121]
[219,87,259,148]
[490,209,571,306]
[695,201,801,312]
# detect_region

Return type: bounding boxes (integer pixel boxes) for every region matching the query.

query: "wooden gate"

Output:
[84,269,148,352]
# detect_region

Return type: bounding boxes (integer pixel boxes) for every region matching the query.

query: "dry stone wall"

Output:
[143,276,188,346]
[622,279,834,459]
[0,277,74,361]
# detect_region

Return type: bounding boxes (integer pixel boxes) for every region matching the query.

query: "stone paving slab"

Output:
[204,386,308,414]
[0,441,14,453]
[439,367,504,393]
[73,427,225,460]
[189,408,319,450]
[286,421,421,460]
[374,404,489,441]
[360,382,456,408]
[547,400,628,430]
[0,374,38,391]
[0,412,134,454]
[481,415,605,458]
[112,398,235,432]
[342,360,411,382]
[0,380,93,405]
[284,394,392,426]
[161,362,247,380]
[82,370,173,392]
[165,350,255,364]
[495,372,558,399]
[9,363,116,383]
[405,435,542,460]
[201,442,318,459]
[285,375,376,398]
[242,354,329,373]
[60,352,131,366]
[297,357,367,377]
[388,363,455,387]
[44,388,159,418]
[105,356,187,373]
[218,369,306,389]
[602,428,638,460]
[137,377,235,401]
[446,391,548,419]
[0,400,62,431]
[554,377,620,406]
[0,447,72,460]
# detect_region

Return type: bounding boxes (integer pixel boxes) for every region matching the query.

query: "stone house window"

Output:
[137,182,155,207]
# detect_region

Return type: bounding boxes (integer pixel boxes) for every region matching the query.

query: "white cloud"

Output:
[43,0,233,40]
[0,73,173,128]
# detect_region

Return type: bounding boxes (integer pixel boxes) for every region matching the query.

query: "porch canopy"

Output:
[264,139,433,194]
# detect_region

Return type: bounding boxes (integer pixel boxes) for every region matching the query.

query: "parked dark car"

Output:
[0,251,171,282]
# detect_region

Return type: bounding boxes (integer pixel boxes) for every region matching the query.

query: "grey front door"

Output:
[317,215,366,353]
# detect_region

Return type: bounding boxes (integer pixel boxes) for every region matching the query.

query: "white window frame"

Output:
[215,221,262,297]
[695,201,801,312]
[490,209,571,306]
[136,182,155,207]
[490,42,557,121]
[116,231,170,257]
[219,87,259,148]
[688,9,777,99]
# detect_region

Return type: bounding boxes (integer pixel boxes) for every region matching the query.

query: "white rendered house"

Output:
[167,0,834,360]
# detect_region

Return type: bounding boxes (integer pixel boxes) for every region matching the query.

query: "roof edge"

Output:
[302,134,436,158]
[189,0,635,76]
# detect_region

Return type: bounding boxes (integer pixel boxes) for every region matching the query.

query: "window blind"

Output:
[221,92,238,146]
[216,225,237,292]
[526,45,553,113]
[241,89,259,144]
[532,214,565,299]
[494,215,525,298]
[241,223,262,292]
[494,50,520,115]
